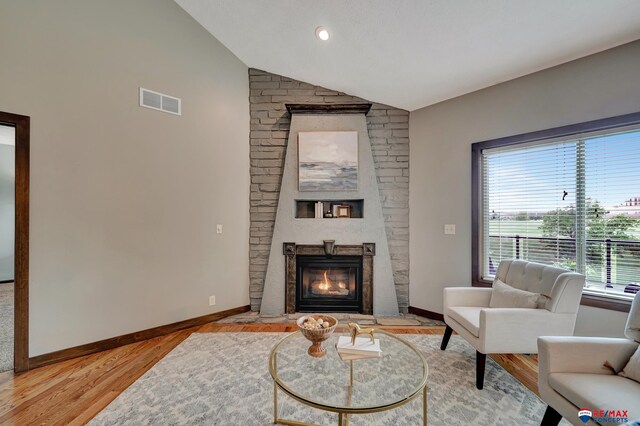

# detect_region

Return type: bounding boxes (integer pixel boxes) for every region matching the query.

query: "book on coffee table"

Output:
[337,351,380,361]
[336,336,381,357]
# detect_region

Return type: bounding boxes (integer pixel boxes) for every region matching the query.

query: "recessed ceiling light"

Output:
[315,26,329,41]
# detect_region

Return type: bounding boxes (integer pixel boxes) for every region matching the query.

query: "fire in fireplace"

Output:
[296,255,362,312]
[305,269,354,297]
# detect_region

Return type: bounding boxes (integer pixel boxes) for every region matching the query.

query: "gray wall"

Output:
[0,136,15,282]
[409,40,640,337]
[249,70,410,312]
[0,0,250,356]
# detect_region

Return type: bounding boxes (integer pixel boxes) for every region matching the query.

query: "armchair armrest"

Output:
[479,308,577,353]
[547,273,585,314]
[538,336,638,376]
[443,287,492,309]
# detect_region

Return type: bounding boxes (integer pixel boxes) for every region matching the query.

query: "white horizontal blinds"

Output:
[482,141,578,279]
[583,129,640,296]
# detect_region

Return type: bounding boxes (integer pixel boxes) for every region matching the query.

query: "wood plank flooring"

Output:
[0,324,539,425]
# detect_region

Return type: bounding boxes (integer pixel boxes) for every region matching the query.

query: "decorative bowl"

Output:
[296,314,338,357]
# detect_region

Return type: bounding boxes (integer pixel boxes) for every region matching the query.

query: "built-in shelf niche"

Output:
[295,199,364,219]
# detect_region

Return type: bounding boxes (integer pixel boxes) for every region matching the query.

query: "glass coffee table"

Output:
[268,329,428,425]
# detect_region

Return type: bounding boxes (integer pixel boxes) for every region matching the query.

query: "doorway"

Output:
[0,124,15,372]
[0,111,29,372]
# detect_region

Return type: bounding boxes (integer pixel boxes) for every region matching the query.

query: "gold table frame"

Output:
[268,329,428,425]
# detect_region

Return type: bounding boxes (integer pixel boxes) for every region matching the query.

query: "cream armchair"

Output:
[537,293,640,425]
[440,259,585,389]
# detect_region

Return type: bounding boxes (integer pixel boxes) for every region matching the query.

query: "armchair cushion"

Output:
[538,336,638,375]
[445,306,482,337]
[495,259,585,314]
[489,279,540,309]
[496,259,565,296]
[548,373,640,422]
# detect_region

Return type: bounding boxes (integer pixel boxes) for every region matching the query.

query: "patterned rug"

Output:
[90,333,570,425]
[0,283,13,373]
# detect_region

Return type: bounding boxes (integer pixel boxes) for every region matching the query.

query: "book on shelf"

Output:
[315,201,324,218]
[336,336,381,356]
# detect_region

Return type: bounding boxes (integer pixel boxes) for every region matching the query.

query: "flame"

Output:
[310,270,349,296]
[318,270,330,291]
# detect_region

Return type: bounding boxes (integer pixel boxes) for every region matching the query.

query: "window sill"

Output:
[580,292,632,313]
[472,279,632,313]
[472,278,492,288]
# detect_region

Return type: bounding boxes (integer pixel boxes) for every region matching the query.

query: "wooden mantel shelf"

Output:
[285,103,372,115]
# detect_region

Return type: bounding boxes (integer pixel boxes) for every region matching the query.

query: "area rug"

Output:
[0,282,13,373]
[89,333,570,425]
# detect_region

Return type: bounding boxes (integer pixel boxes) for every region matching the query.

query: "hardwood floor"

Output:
[0,324,539,425]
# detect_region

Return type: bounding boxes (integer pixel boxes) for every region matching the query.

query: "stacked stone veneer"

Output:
[249,69,409,313]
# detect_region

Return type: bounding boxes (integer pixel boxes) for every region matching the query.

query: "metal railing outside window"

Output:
[487,234,640,296]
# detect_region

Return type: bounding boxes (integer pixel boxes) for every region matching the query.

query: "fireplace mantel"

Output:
[285,103,372,115]
[284,242,374,314]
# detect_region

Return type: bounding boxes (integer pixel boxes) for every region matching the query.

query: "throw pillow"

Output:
[536,294,551,309]
[625,293,640,343]
[489,279,540,309]
[619,345,640,384]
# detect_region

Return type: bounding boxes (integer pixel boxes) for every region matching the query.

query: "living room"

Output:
[1,1,639,425]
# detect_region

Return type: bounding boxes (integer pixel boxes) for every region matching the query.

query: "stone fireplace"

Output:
[284,242,374,314]
[258,104,400,316]
[249,72,410,314]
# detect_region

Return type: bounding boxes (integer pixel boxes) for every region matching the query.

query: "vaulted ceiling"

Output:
[176,0,640,111]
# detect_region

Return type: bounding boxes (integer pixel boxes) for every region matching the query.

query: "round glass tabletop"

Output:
[269,329,428,413]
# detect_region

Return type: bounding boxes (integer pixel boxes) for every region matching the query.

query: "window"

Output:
[472,113,640,303]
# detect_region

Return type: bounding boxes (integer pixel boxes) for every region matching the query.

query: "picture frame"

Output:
[298,131,358,191]
[336,205,351,218]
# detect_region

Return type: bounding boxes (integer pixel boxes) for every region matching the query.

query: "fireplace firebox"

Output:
[284,242,374,314]
[296,256,362,312]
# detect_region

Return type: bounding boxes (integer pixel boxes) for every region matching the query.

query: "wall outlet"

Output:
[209,295,216,306]
[444,224,456,235]
[216,224,223,234]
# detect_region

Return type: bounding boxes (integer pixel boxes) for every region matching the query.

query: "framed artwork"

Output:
[298,131,358,191]
[336,205,351,218]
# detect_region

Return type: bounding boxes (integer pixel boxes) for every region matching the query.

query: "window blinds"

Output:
[482,128,640,298]
[583,130,640,296]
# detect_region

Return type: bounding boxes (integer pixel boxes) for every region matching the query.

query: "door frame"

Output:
[0,111,30,372]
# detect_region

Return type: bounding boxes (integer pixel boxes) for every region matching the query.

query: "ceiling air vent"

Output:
[139,87,181,116]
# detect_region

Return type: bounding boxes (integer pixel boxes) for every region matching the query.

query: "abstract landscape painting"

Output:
[298,131,358,191]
